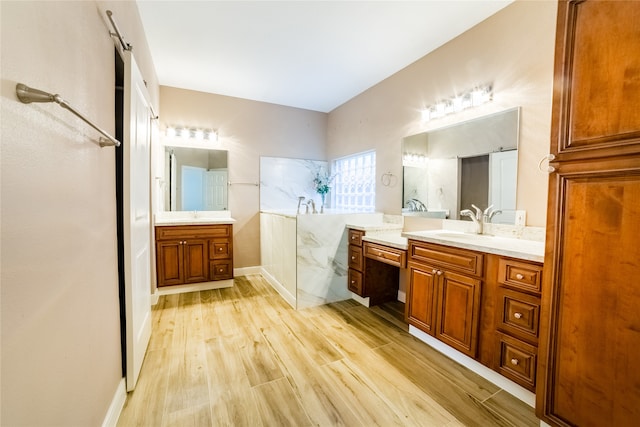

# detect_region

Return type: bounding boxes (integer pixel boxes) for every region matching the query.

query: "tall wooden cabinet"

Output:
[537,1,640,425]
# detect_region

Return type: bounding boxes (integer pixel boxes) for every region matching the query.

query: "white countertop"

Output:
[362,233,408,250]
[154,211,235,226]
[345,222,403,233]
[402,229,545,263]
[155,217,236,226]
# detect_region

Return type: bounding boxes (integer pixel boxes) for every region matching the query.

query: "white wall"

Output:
[327,0,558,226]
[0,1,158,425]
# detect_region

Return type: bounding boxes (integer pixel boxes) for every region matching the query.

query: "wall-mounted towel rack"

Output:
[228,182,260,186]
[16,83,121,148]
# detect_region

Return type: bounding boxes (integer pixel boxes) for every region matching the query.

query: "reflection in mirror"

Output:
[164,147,228,211]
[402,107,520,224]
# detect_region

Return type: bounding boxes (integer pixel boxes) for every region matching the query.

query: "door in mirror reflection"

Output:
[164,146,228,211]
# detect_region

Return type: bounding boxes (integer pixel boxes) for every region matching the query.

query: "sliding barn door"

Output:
[123,50,152,391]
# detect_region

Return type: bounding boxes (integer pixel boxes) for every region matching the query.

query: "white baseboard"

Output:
[397,290,406,303]
[156,279,234,296]
[102,378,126,427]
[259,267,296,308]
[350,292,371,307]
[408,325,535,407]
[234,266,262,276]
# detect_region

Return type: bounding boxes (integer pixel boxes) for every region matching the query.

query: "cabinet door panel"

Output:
[553,0,640,157]
[407,265,438,335]
[156,241,184,286]
[436,271,481,358]
[183,240,208,283]
[541,169,640,426]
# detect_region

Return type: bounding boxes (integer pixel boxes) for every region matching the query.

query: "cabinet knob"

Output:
[515,273,524,280]
[378,252,383,257]
[219,268,224,272]
[514,312,523,319]
[218,247,223,251]
[351,280,355,284]
[432,269,437,274]
[510,358,519,366]
[436,270,442,276]
[351,236,356,240]
[351,256,356,260]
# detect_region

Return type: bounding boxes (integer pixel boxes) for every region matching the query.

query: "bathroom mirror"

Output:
[163,146,228,211]
[402,107,520,224]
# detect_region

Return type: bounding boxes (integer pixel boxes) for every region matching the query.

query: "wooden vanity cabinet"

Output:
[156,224,233,286]
[407,241,483,358]
[347,229,365,295]
[493,257,543,392]
[347,228,406,305]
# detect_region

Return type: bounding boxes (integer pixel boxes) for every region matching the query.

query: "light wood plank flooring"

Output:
[118,275,538,426]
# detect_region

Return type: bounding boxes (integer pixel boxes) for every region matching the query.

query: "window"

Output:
[332,150,376,211]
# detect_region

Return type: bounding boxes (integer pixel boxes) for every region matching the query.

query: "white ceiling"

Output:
[136,1,513,113]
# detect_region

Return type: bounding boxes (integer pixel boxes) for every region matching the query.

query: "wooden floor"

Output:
[118,275,538,426]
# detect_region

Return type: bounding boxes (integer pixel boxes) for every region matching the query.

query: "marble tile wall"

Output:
[260,211,385,309]
[296,212,386,309]
[260,156,329,211]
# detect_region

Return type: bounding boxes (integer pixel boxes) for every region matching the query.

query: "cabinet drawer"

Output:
[498,258,543,295]
[495,333,537,391]
[210,260,233,280]
[497,288,541,344]
[364,242,406,268]
[209,240,231,259]
[348,229,364,247]
[348,268,363,295]
[409,241,483,277]
[156,224,231,240]
[348,244,363,271]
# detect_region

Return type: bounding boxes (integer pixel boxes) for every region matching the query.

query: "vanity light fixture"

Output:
[403,152,428,167]
[165,126,218,142]
[422,84,493,122]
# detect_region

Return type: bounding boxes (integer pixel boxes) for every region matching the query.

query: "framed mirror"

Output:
[402,107,520,224]
[163,146,228,211]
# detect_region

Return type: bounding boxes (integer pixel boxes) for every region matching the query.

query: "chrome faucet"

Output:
[460,204,483,234]
[297,196,306,214]
[482,205,502,225]
[407,199,427,212]
[460,204,503,234]
[306,199,317,214]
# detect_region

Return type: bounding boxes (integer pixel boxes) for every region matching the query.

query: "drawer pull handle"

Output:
[378,252,383,256]
[515,273,524,280]
[510,358,519,366]
[514,312,523,319]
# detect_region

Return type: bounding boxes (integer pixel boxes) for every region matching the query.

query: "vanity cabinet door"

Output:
[182,239,209,283]
[156,241,184,286]
[406,264,438,335]
[435,270,481,358]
